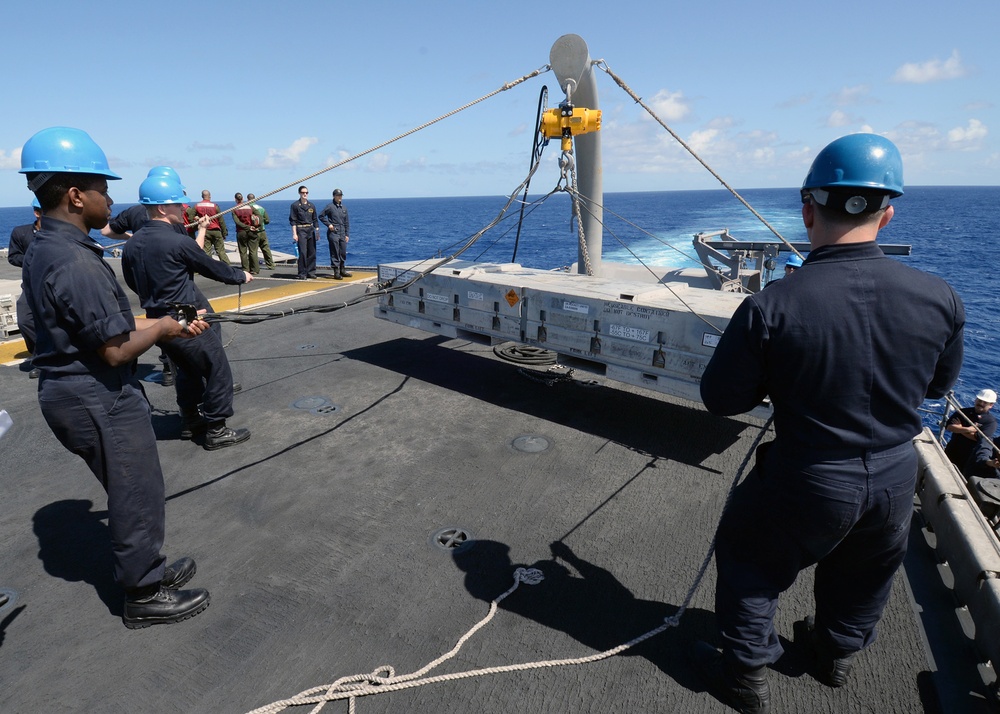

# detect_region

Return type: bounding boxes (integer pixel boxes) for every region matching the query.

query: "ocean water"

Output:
[3,187,998,418]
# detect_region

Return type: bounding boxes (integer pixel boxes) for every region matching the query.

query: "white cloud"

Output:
[142,158,191,170]
[831,85,873,106]
[826,110,856,128]
[0,147,22,169]
[397,157,428,172]
[891,50,967,84]
[707,116,736,130]
[198,156,234,168]
[366,154,390,172]
[188,141,235,151]
[947,118,988,146]
[648,89,691,122]
[255,137,318,169]
[686,128,719,153]
[325,150,353,169]
[777,93,813,110]
[887,118,988,154]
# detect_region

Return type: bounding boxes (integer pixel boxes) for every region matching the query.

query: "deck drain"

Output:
[430,527,474,553]
[512,435,551,453]
[313,404,341,415]
[297,344,318,350]
[0,588,19,613]
[291,396,331,411]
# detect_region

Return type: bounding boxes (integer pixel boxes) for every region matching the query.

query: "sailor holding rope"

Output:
[122,174,253,450]
[943,388,997,475]
[19,127,212,628]
[696,134,965,713]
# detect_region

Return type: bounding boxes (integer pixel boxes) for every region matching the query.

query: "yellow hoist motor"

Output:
[540,102,602,152]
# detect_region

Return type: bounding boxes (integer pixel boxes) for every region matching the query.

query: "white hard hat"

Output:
[977,389,997,403]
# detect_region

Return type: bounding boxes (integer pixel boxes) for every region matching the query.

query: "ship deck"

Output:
[0,258,993,713]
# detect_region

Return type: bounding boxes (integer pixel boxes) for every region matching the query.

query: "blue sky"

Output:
[1,0,997,207]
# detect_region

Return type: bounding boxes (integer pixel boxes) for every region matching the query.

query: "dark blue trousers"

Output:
[160,321,234,424]
[327,231,346,272]
[297,230,317,278]
[38,374,166,592]
[714,440,916,669]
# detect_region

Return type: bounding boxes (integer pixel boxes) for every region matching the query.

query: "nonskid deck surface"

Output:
[0,259,984,713]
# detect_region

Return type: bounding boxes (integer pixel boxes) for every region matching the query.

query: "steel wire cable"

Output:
[185,65,551,231]
[593,59,804,261]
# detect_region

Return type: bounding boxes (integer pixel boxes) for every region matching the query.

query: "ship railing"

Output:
[919,390,954,446]
[915,427,1000,697]
[691,232,912,293]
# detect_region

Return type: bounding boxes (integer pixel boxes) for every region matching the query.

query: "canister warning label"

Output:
[702,333,721,348]
[562,301,590,315]
[425,292,450,304]
[609,324,651,342]
[467,290,484,302]
[505,289,520,307]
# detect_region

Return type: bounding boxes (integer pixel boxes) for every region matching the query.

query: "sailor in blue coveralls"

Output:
[320,188,351,279]
[100,166,191,240]
[101,166,193,388]
[696,134,965,713]
[289,185,319,279]
[19,127,211,628]
[122,174,253,450]
[7,198,42,367]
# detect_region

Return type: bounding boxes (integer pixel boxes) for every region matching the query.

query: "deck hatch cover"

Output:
[512,435,551,453]
[430,527,474,553]
[291,396,340,415]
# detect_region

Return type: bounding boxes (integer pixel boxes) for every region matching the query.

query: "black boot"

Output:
[799,615,856,688]
[161,362,175,387]
[341,270,353,278]
[179,409,207,440]
[161,557,196,590]
[694,641,770,714]
[204,422,251,451]
[123,586,209,629]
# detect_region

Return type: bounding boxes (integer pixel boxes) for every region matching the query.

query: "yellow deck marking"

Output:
[0,272,375,364]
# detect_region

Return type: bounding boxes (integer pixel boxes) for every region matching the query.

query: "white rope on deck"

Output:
[246,416,774,714]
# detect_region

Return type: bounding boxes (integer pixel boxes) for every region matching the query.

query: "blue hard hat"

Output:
[786,253,804,268]
[802,133,903,197]
[31,197,41,210]
[146,165,186,188]
[19,127,121,180]
[138,176,188,205]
